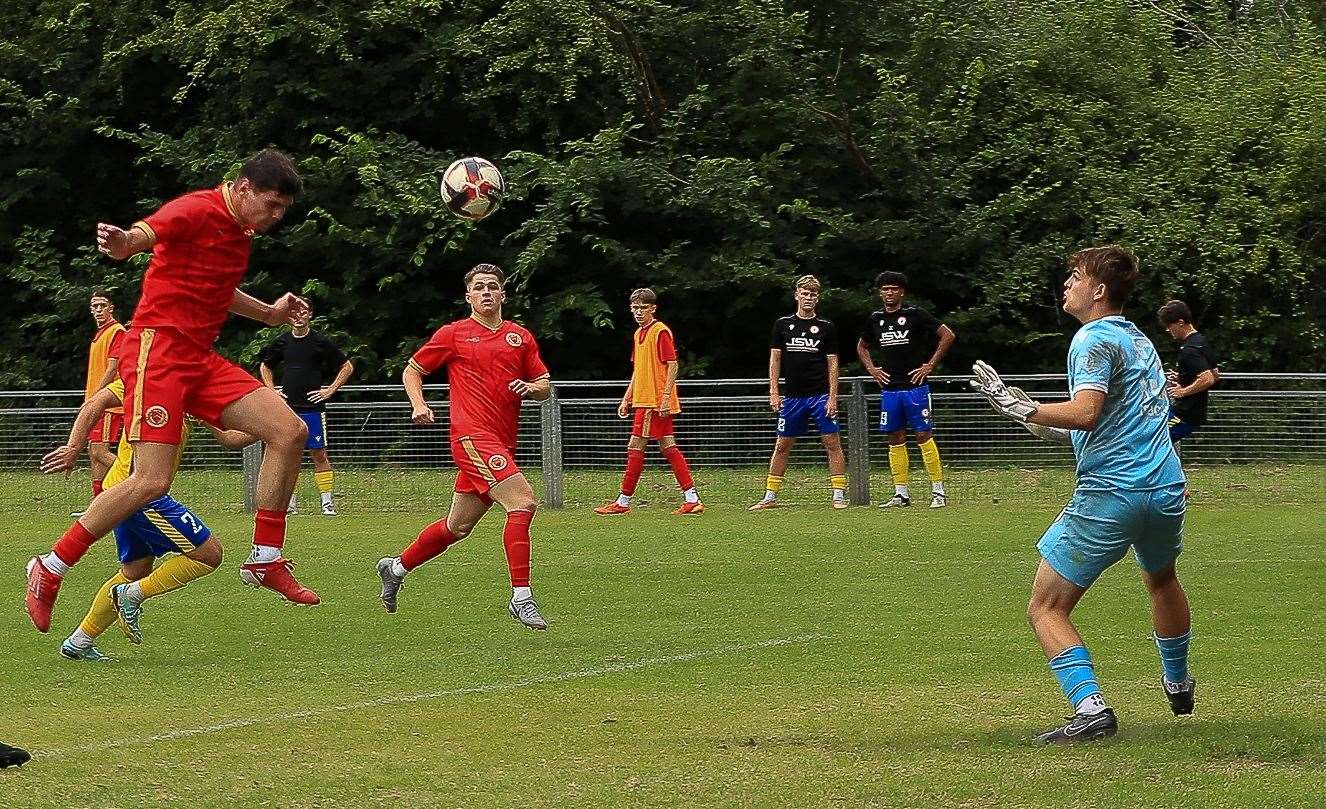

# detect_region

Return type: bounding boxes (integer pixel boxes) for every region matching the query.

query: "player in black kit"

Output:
[857,271,956,509]
[259,304,354,515]
[1157,299,1219,443]
[751,275,849,509]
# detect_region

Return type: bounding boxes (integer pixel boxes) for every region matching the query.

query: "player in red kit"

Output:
[25,149,318,633]
[377,264,553,630]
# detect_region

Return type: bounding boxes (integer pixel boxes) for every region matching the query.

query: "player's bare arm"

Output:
[910,324,956,385]
[230,289,310,326]
[1030,389,1106,432]
[826,353,840,417]
[768,349,783,411]
[259,362,277,389]
[657,360,680,416]
[207,424,260,450]
[95,222,153,260]
[509,375,552,402]
[91,356,120,397]
[402,364,435,424]
[42,386,121,476]
[618,380,634,418]
[310,360,355,403]
[1170,369,1217,400]
[857,337,889,385]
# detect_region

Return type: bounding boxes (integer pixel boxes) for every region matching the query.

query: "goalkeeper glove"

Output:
[969,360,1038,423]
[1007,386,1072,445]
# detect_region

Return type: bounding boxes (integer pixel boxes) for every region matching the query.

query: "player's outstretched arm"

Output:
[1007,387,1072,445]
[230,289,310,326]
[207,425,260,450]
[96,223,152,261]
[1029,390,1105,432]
[42,387,119,475]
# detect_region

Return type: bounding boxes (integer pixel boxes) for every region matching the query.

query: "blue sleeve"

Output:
[1068,332,1115,396]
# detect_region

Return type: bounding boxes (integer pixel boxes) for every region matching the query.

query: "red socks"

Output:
[253,508,287,551]
[400,519,461,571]
[502,509,534,588]
[91,479,103,497]
[621,449,646,496]
[53,521,97,567]
[660,445,694,491]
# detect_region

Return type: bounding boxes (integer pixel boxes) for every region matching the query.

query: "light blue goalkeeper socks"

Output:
[1154,630,1191,684]
[1049,645,1106,713]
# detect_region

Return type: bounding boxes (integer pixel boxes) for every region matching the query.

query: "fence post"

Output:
[847,379,871,506]
[242,441,263,513]
[540,391,564,509]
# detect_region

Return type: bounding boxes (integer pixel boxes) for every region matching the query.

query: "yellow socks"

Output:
[78,571,131,638]
[829,474,847,500]
[314,470,334,494]
[888,444,911,488]
[134,555,217,600]
[918,438,943,482]
[765,475,784,495]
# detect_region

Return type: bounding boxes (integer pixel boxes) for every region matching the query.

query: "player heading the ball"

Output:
[378,264,553,630]
[27,149,318,636]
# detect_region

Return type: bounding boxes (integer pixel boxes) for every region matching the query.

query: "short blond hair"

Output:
[629,288,657,305]
[794,275,821,293]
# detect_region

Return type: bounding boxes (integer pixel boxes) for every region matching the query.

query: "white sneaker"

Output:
[321,502,336,516]
[930,493,948,509]
[832,498,849,509]
[878,494,911,509]
[509,597,548,630]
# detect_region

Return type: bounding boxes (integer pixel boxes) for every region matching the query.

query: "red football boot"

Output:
[593,502,632,515]
[25,556,63,632]
[673,501,705,515]
[239,558,321,605]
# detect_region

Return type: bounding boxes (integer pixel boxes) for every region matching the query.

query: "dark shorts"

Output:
[777,394,840,438]
[879,385,934,433]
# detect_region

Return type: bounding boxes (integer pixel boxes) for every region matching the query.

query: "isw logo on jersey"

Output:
[788,337,821,351]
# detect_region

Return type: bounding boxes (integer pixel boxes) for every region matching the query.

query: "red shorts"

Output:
[119,327,263,445]
[88,411,124,445]
[631,408,676,439]
[451,433,522,501]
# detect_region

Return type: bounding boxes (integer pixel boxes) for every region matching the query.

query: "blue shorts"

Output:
[1037,485,1186,589]
[778,394,840,438]
[114,495,212,564]
[1168,409,1198,442]
[879,386,934,433]
[298,410,327,450]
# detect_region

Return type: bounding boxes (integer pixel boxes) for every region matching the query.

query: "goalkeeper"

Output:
[970,246,1195,746]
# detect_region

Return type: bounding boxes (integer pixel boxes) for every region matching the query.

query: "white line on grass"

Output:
[35,633,826,760]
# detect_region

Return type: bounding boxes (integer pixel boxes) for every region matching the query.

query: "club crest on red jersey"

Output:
[505,332,523,347]
[144,405,170,428]
[488,453,509,471]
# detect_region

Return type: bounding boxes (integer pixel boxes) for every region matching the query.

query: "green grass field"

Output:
[1,466,1322,808]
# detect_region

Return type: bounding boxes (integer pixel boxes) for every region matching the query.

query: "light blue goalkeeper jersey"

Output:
[1066,316,1184,491]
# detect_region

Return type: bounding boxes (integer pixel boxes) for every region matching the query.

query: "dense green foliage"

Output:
[3,0,1324,388]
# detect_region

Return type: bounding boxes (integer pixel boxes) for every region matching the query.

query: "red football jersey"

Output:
[408,317,550,448]
[131,184,253,349]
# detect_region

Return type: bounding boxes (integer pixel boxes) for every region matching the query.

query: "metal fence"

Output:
[2,374,1322,507]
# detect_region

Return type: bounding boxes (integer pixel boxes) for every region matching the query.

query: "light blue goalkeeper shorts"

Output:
[1037,484,1186,589]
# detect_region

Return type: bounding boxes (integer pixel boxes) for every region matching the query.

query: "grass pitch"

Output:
[1,465,1322,808]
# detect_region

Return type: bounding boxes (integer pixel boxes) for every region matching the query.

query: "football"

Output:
[440,157,506,221]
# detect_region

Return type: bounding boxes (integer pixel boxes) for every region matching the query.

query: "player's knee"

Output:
[190,538,223,568]
[659,437,676,451]
[132,471,172,502]
[507,500,538,516]
[1143,564,1178,593]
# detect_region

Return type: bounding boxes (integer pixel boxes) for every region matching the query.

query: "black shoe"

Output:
[0,742,31,768]
[1034,708,1118,745]
[1163,676,1196,716]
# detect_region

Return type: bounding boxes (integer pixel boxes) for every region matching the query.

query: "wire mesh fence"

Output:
[2,374,1323,507]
